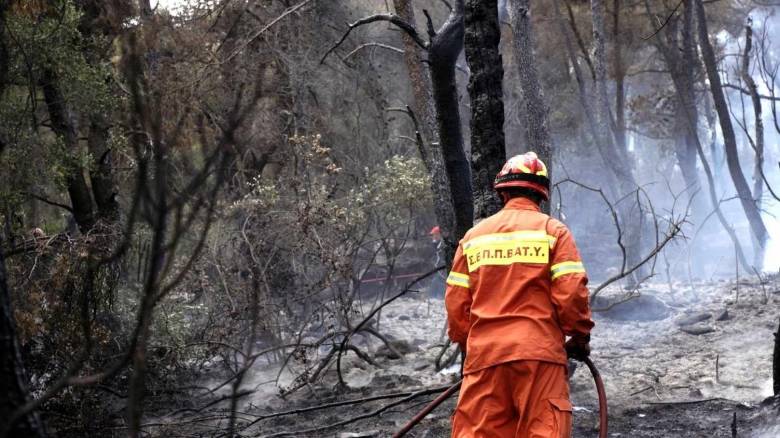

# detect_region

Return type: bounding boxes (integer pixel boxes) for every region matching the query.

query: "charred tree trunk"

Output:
[506,0,553,213]
[0,237,46,437]
[40,69,96,233]
[465,0,506,219]
[695,0,768,264]
[612,0,627,155]
[428,0,473,243]
[740,23,765,268]
[392,0,469,265]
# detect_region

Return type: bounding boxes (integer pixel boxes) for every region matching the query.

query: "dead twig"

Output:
[259,385,452,438]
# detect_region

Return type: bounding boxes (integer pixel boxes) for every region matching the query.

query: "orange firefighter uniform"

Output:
[445,195,594,438]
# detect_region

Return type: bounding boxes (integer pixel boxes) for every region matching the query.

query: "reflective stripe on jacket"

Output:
[444,197,594,374]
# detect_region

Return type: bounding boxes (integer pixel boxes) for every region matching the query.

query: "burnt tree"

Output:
[644,0,750,269]
[325,1,473,263]
[428,0,473,243]
[465,0,506,219]
[695,0,768,268]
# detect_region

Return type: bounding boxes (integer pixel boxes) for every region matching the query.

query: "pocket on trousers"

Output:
[548,398,572,438]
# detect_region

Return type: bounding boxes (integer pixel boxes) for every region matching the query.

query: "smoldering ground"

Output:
[136,273,779,437]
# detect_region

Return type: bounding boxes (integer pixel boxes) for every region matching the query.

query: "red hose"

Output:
[583,357,608,438]
[392,380,462,438]
[393,358,608,438]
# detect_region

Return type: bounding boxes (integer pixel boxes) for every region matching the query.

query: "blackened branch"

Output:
[321,14,428,64]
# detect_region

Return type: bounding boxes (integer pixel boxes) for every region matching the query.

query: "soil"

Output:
[163,276,780,437]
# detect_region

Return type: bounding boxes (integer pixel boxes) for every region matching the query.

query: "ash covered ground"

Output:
[186,276,780,437]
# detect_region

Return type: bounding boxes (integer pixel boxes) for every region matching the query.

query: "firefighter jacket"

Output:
[444,197,594,374]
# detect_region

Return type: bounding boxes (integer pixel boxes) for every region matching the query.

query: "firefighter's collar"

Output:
[503,197,541,212]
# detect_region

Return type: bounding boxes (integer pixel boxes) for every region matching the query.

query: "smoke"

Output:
[498,0,508,22]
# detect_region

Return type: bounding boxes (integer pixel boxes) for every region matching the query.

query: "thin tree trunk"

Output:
[40,69,96,233]
[612,0,627,155]
[740,23,765,268]
[507,0,553,213]
[464,0,506,219]
[592,0,643,283]
[590,0,632,184]
[653,0,704,221]
[88,115,119,222]
[393,0,437,143]
[695,0,768,262]
[657,0,751,270]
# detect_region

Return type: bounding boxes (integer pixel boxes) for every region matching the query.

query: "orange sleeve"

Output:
[549,224,594,338]
[445,243,472,345]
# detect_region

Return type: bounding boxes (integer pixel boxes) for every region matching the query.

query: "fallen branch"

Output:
[335,266,445,387]
[260,385,452,437]
[240,385,452,431]
[645,397,743,405]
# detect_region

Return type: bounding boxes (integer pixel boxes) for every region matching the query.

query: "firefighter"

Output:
[445,152,594,438]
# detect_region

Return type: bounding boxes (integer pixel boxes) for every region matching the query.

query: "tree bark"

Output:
[392,0,437,143]
[40,69,96,233]
[464,0,506,219]
[0,236,46,437]
[695,0,768,261]
[506,0,553,214]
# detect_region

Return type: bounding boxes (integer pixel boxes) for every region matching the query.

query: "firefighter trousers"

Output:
[451,360,572,438]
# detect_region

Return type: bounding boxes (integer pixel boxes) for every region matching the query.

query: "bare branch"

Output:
[343,42,403,62]
[321,14,428,65]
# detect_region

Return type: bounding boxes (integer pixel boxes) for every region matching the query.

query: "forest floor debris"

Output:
[161,276,780,437]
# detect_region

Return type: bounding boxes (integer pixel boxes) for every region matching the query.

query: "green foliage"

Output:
[4,1,113,115]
